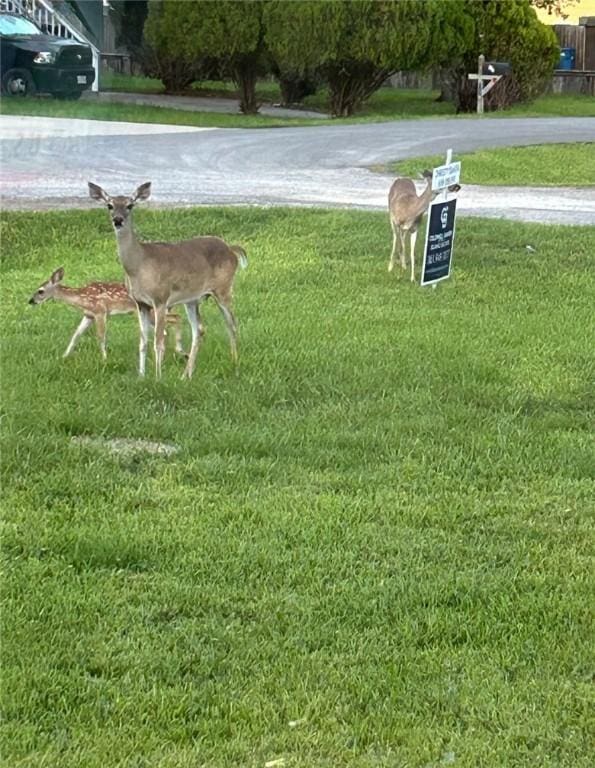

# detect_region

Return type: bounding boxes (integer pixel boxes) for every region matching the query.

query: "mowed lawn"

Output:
[1,207,593,768]
[390,143,595,187]
[2,88,594,128]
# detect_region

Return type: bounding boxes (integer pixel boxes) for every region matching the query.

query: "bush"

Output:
[144,0,267,112]
[142,0,199,91]
[450,0,559,113]
[265,0,433,117]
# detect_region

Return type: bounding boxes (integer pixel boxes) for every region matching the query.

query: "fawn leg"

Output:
[94,313,107,360]
[166,313,187,357]
[63,315,94,357]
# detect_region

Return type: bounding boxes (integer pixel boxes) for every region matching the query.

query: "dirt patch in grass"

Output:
[71,435,179,456]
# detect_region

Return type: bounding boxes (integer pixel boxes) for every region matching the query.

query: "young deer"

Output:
[88,181,247,379]
[28,267,186,360]
[388,170,461,281]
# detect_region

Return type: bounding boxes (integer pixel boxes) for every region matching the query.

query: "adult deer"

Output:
[388,170,460,282]
[28,267,186,360]
[88,181,247,379]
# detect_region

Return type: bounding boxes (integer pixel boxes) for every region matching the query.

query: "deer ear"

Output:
[51,267,64,284]
[132,182,152,202]
[88,182,110,203]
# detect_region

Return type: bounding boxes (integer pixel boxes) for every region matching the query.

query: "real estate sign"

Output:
[421,197,457,286]
[431,161,461,192]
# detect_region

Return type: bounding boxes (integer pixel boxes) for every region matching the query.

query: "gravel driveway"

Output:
[1,115,594,224]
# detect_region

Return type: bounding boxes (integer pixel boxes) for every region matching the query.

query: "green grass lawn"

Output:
[387,143,595,187]
[100,71,166,93]
[2,80,593,128]
[1,207,594,767]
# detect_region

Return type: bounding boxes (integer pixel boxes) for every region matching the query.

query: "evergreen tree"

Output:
[145,0,266,113]
[266,0,433,117]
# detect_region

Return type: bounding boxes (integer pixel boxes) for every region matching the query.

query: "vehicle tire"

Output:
[1,68,36,97]
[53,91,83,101]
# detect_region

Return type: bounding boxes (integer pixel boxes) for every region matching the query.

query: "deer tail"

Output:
[231,245,248,270]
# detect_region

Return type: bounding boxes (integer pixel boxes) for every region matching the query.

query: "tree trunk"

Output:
[234,56,259,114]
[326,63,393,117]
[278,72,317,106]
[435,67,457,102]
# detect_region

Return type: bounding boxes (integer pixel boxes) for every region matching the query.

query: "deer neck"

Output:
[114,221,144,277]
[414,181,434,217]
[54,285,87,309]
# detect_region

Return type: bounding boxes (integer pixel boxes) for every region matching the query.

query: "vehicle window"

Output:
[0,14,42,36]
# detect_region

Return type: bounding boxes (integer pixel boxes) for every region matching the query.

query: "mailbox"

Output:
[482,61,512,76]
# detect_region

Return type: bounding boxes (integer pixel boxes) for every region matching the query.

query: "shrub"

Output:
[265,0,433,117]
[144,0,267,112]
[449,0,559,112]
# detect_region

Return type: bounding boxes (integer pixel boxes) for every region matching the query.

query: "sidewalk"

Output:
[82,90,329,120]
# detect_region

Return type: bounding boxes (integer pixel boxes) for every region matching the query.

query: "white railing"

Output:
[0,0,99,90]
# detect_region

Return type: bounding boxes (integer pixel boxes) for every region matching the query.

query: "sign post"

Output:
[420,148,460,288]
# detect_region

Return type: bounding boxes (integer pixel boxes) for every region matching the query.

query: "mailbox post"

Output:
[467,56,511,114]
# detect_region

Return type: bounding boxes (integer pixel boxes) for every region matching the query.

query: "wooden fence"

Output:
[552,21,595,71]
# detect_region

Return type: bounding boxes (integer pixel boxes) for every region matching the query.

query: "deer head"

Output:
[88,181,152,232]
[29,267,65,305]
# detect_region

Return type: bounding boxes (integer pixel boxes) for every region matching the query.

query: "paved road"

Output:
[1,115,594,223]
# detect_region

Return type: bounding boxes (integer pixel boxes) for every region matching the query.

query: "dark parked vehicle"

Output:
[0,12,94,100]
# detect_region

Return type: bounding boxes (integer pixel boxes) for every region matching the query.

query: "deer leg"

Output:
[153,305,168,379]
[137,303,152,377]
[388,219,398,272]
[399,229,407,271]
[63,315,94,358]
[409,229,418,282]
[94,314,107,360]
[213,292,238,367]
[181,301,203,379]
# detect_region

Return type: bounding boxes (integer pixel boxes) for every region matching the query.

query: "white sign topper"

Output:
[431,161,461,192]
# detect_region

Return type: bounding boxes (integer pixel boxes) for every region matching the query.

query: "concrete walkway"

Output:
[82,90,329,120]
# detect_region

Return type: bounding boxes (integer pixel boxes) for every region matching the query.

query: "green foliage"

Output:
[140,0,560,116]
[142,0,204,91]
[266,0,434,117]
[426,0,475,69]
[108,0,148,53]
[264,0,326,105]
[264,1,328,75]
[144,0,266,112]
[143,0,185,58]
[324,0,434,117]
[182,0,263,59]
[327,0,431,68]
